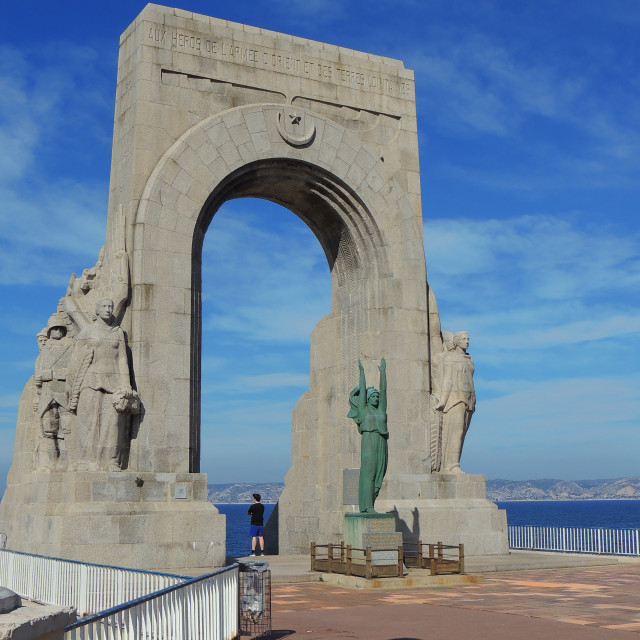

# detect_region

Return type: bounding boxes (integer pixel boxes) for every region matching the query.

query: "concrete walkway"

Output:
[233,552,640,639]
[232,549,620,584]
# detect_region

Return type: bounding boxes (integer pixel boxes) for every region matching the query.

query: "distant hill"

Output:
[208,483,284,504]
[208,477,640,503]
[486,477,640,501]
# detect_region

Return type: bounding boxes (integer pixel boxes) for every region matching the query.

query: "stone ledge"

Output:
[0,600,76,640]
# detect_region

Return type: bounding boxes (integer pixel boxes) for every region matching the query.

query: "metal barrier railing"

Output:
[0,548,187,616]
[508,525,640,556]
[65,564,239,640]
[0,548,239,640]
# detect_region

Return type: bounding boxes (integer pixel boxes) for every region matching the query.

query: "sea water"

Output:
[497,500,640,529]
[216,500,640,557]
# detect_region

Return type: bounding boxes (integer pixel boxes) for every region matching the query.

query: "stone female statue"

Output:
[66,298,138,471]
[434,331,475,474]
[348,358,388,513]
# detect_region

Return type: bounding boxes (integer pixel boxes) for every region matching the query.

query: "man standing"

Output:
[248,493,265,556]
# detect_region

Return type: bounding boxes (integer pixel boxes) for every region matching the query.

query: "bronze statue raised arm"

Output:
[348,358,388,513]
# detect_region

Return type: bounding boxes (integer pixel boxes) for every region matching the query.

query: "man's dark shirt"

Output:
[248,502,265,526]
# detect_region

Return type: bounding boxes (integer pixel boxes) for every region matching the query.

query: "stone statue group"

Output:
[349,330,475,513]
[32,218,140,473]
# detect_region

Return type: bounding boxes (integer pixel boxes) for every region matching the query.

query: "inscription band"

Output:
[145,22,414,99]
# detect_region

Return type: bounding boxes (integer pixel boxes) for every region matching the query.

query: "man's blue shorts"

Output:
[250,525,264,537]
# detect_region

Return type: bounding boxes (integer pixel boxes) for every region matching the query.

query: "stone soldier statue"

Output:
[348,358,388,513]
[433,331,475,474]
[33,312,74,471]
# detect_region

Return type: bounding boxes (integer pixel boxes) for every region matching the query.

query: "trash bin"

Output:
[239,561,271,638]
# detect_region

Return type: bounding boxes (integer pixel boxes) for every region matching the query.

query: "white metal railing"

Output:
[508,525,640,556]
[0,549,188,615]
[65,564,239,640]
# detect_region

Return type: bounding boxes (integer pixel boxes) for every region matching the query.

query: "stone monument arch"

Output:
[0,5,507,569]
[129,112,411,474]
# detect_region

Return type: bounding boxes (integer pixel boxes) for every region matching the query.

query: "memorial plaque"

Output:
[366,518,396,533]
[362,531,402,550]
[361,532,403,566]
[342,469,360,505]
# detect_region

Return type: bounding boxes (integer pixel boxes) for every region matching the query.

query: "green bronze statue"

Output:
[348,358,388,513]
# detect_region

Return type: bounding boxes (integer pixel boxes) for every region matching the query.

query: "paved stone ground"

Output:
[267,565,640,639]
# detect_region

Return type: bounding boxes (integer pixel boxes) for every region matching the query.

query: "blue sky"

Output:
[0,1,638,490]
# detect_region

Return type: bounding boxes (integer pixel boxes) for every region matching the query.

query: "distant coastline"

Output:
[207,483,284,505]
[487,477,640,501]
[208,477,640,503]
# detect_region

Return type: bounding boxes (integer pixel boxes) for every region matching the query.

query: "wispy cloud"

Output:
[411,34,581,136]
[0,44,111,285]
[425,214,640,305]
[426,214,640,385]
[202,203,331,343]
[410,23,640,191]
[202,372,309,396]
[465,375,640,479]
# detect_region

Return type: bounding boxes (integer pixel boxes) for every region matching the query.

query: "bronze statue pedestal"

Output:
[343,513,402,565]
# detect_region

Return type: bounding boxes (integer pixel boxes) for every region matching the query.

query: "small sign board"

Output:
[343,469,360,505]
[174,484,188,500]
[362,531,403,550]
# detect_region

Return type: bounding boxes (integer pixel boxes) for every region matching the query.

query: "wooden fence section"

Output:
[403,541,465,575]
[310,542,404,579]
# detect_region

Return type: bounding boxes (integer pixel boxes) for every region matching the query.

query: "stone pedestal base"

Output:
[375,473,508,556]
[0,471,226,570]
[343,513,402,565]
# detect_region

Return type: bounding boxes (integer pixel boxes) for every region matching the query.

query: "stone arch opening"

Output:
[198,196,331,482]
[189,158,389,472]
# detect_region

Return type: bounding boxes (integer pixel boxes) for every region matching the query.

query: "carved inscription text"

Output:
[146,23,414,98]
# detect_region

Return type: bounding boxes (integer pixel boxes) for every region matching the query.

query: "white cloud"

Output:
[425,214,640,309]
[202,372,309,396]
[202,399,296,441]
[464,375,640,479]
[0,44,111,286]
[202,203,331,343]
[411,35,580,136]
[478,376,640,433]
[410,26,640,192]
[426,213,640,395]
